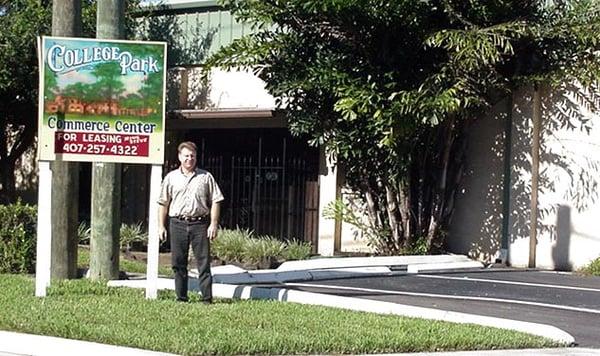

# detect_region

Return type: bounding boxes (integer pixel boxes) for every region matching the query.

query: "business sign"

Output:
[37,36,167,164]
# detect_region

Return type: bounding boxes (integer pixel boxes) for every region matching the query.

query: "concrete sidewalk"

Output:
[0,330,175,356]
[2,254,597,356]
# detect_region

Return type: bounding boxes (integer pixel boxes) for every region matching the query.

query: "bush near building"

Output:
[0,201,37,273]
[580,257,600,276]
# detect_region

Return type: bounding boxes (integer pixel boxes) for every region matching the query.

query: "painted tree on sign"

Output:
[207,0,600,254]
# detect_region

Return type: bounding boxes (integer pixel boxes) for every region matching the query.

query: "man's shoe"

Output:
[201,299,212,304]
[176,297,189,302]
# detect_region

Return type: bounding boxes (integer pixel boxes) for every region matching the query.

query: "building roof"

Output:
[140,0,218,11]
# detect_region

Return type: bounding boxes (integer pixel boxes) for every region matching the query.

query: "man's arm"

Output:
[207,201,221,240]
[158,204,168,242]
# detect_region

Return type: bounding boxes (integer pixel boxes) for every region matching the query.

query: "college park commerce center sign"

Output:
[38,36,167,164]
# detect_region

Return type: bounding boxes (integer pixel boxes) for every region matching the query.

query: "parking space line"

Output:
[284,282,600,315]
[416,274,600,292]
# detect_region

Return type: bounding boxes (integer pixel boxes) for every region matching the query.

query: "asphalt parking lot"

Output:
[280,269,600,348]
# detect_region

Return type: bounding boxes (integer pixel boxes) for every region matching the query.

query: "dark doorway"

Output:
[171,128,319,242]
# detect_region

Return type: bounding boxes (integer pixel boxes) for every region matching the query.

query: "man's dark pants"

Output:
[169,218,212,302]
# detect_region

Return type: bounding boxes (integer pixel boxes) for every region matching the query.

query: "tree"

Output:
[207,0,600,254]
[0,0,50,203]
[0,0,141,204]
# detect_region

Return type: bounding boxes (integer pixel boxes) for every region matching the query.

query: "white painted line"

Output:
[417,274,600,293]
[284,282,600,315]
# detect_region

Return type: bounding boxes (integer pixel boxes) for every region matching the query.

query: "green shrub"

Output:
[213,228,311,268]
[79,221,146,252]
[78,221,91,244]
[119,222,148,253]
[0,201,37,273]
[280,239,312,261]
[580,257,600,276]
[242,236,285,268]
[212,228,252,263]
[399,236,429,256]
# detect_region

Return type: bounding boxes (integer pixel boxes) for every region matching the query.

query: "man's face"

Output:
[178,147,197,171]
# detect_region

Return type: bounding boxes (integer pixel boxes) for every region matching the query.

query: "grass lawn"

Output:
[77,246,173,276]
[0,273,560,355]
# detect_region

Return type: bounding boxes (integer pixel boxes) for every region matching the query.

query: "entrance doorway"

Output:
[171,128,319,243]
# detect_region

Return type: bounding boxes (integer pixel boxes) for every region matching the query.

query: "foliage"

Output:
[212,228,311,268]
[78,221,91,244]
[0,0,212,203]
[119,222,148,254]
[324,198,390,254]
[279,239,312,261]
[79,221,148,254]
[207,0,600,254]
[241,236,285,268]
[0,0,142,203]
[0,274,558,354]
[211,227,252,263]
[0,201,37,273]
[135,3,216,110]
[0,0,50,203]
[580,256,600,276]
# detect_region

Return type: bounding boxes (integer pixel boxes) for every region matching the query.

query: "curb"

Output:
[206,255,485,284]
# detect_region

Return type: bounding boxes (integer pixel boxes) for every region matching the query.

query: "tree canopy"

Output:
[0,0,214,203]
[207,0,600,253]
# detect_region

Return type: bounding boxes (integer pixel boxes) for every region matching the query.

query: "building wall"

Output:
[449,85,600,270]
[447,99,507,263]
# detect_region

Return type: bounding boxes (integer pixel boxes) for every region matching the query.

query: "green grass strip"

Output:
[0,274,558,355]
[77,247,173,276]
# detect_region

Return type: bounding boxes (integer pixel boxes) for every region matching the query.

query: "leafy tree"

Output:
[207,0,600,254]
[0,0,141,203]
[0,0,50,203]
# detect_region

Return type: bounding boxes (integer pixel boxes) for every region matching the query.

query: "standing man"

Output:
[158,141,224,303]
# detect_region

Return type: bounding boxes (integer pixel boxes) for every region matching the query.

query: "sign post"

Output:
[36,36,167,296]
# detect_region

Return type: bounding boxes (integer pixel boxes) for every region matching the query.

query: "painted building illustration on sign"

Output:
[38,36,167,164]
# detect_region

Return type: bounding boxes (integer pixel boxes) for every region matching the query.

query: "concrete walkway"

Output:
[2,254,599,355]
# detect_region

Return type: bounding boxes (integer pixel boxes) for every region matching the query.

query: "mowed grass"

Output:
[77,246,173,276]
[0,274,559,355]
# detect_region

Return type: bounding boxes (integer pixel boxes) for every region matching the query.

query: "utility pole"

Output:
[50,0,81,280]
[89,0,125,280]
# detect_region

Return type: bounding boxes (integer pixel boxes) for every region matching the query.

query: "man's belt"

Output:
[173,215,209,222]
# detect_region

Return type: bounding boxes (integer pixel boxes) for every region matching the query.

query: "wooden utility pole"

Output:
[89,0,125,280]
[50,0,81,280]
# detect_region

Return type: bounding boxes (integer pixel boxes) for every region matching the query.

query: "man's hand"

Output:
[207,223,218,240]
[158,226,167,243]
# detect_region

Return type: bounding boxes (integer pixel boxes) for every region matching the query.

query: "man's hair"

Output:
[177,141,197,153]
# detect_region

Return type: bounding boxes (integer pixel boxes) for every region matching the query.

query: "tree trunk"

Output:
[398,180,411,247]
[427,117,455,248]
[50,0,81,279]
[384,183,401,249]
[90,0,125,281]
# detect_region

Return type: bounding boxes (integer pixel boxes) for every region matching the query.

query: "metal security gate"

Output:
[197,133,318,242]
